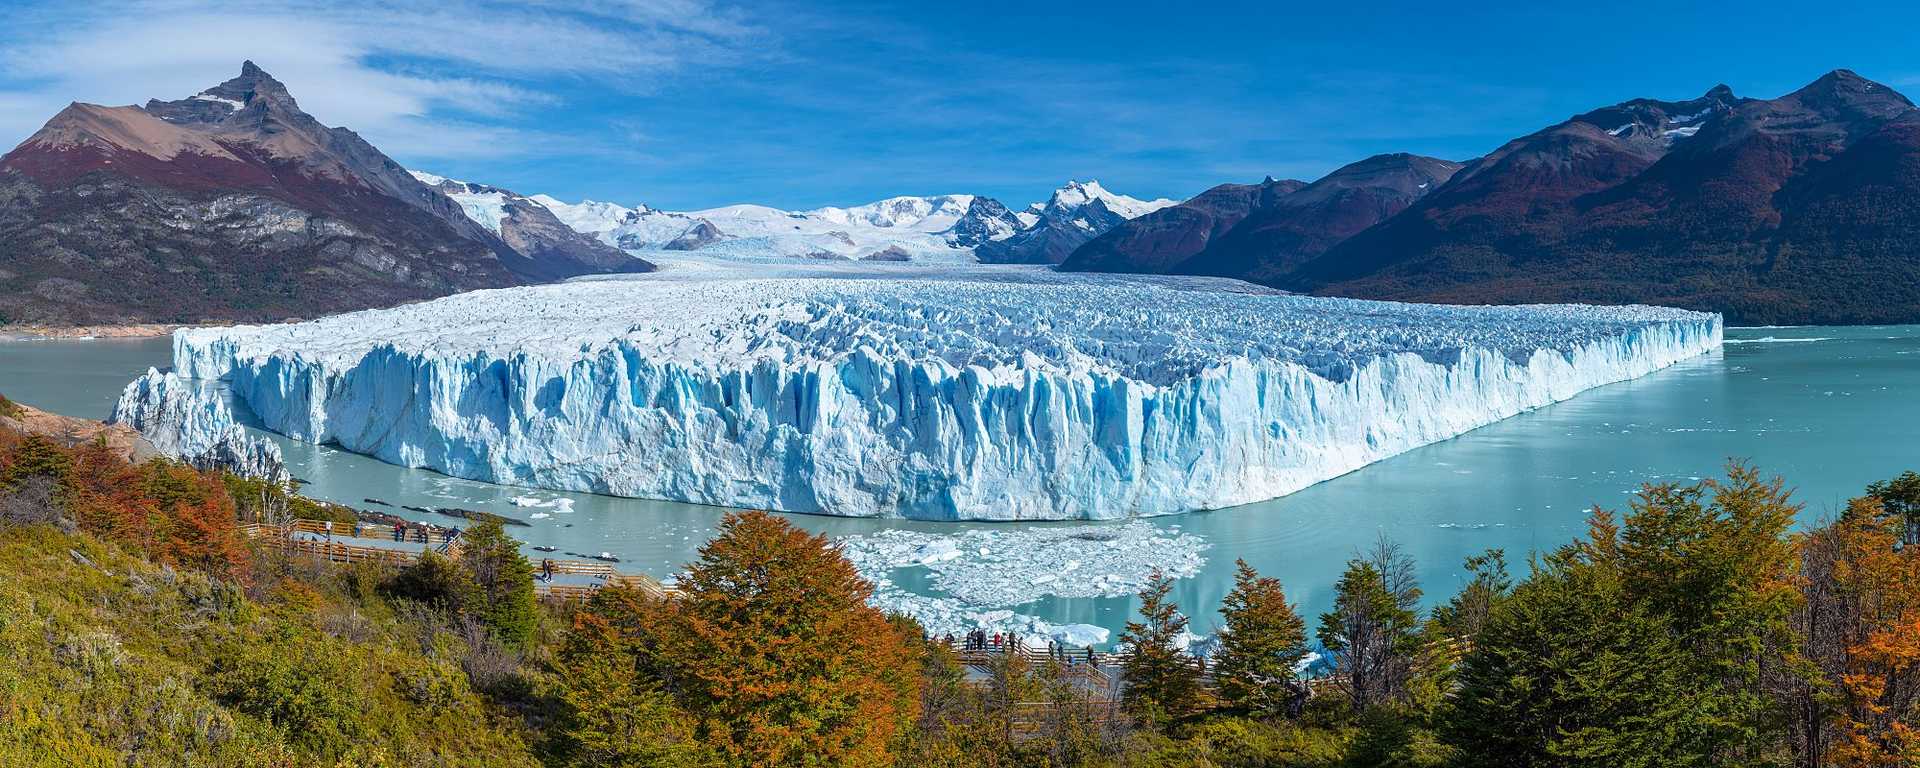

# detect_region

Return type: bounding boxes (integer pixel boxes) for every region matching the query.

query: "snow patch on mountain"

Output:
[528,196,646,235]
[126,254,1722,521]
[408,170,510,234]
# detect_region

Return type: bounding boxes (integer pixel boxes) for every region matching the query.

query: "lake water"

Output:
[3,325,1916,640]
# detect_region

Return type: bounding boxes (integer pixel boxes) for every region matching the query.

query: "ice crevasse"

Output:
[124,265,1722,521]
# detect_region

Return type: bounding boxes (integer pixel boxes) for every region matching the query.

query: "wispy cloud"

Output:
[0,0,765,160]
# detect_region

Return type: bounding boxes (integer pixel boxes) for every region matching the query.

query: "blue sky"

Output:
[2,0,1918,210]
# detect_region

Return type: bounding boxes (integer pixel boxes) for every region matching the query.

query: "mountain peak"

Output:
[1788,68,1912,112]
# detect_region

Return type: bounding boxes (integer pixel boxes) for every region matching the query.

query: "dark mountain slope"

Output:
[1175,154,1462,282]
[1057,177,1306,274]
[1290,71,1920,325]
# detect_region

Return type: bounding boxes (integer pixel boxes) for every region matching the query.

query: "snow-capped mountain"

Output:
[501,181,1175,264]
[526,195,649,236]
[0,61,649,324]
[1039,179,1176,220]
[409,172,650,277]
[976,181,1179,264]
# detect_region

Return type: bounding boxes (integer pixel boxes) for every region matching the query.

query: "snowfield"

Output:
[126,256,1722,521]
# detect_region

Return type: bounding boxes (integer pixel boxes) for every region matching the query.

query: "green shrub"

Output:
[209,629,367,751]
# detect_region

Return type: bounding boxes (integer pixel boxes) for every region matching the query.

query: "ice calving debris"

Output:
[133,255,1721,520]
[837,521,1205,644]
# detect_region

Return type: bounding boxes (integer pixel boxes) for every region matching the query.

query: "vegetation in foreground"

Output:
[5,413,1920,766]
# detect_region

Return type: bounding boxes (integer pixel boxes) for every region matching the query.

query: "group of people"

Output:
[941,629,1100,666]
[387,522,456,545]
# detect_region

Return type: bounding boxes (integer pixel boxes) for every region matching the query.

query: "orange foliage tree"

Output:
[640,510,921,767]
[1799,498,1920,767]
[1,423,249,582]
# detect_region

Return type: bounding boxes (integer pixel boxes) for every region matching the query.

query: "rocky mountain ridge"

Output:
[0,62,648,325]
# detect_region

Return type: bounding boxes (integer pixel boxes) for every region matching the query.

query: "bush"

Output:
[1134,716,1351,768]
[209,629,367,752]
[383,551,478,613]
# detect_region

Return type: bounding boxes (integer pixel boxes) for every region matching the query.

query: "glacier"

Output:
[123,256,1722,521]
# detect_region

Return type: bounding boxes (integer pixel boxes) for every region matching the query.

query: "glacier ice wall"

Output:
[132,260,1722,520]
[110,368,290,485]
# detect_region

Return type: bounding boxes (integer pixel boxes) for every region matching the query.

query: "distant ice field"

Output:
[143,255,1723,520]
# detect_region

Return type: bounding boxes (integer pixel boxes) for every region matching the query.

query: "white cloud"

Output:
[0,0,762,159]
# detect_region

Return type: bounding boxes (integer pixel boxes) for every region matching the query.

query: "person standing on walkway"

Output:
[541,558,555,582]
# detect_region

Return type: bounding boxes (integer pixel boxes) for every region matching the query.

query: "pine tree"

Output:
[458,519,539,649]
[645,510,920,768]
[1211,559,1308,716]
[1446,549,1707,767]
[1119,570,1203,725]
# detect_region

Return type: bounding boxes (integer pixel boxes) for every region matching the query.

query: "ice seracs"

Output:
[122,254,1722,521]
[110,369,289,486]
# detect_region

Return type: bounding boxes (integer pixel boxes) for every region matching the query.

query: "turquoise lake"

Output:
[3,325,1916,639]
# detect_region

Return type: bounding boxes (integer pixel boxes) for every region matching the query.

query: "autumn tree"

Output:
[1866,470,1920,548]
[1788,496,1920,767]
[1317,537,1422,712]
[1448,465,1802,767]
[1,432,70,487]
[553,585,718,768]
[457,520,539,649]
[1211,559,1309,716]
[642,510,920,767]
[1120,570,1205,725]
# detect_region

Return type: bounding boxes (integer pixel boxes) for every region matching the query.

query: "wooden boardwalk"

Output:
[239,518,670,600]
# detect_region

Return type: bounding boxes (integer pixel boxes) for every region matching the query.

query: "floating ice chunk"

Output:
[839,521,1206,643]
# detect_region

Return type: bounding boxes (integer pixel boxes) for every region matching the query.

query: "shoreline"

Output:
[0,323,182,340]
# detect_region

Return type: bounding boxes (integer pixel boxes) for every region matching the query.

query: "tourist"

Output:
[392,523,405,542]
[541,558,555,582]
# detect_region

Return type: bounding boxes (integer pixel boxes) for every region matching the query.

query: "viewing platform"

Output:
[238,518,671,600]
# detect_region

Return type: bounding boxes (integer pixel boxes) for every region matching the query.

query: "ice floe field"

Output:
[124,253,1721,522]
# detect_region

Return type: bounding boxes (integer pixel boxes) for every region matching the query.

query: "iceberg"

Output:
[125,256,1721,521]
